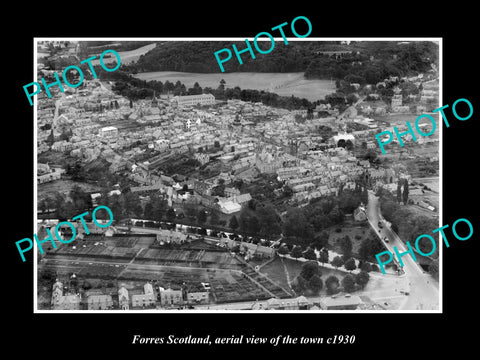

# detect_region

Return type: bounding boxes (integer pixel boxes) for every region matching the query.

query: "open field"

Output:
[89,43,157,65]
[133,71,336,102]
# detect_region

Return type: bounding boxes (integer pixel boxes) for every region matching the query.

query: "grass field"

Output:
[133,71,336,102]
[89,43,157,65]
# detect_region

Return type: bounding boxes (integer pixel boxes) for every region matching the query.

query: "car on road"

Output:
[383,236,389,243]
[378,221,383,228]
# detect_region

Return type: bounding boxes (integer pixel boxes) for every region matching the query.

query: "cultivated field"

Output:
[133,71,336,102]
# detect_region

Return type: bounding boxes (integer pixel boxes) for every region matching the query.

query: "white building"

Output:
[172,94,215,107]
[100,126,118,138]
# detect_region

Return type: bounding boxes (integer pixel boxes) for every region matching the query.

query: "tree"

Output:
[290,245,303,259]
[331,256,344,269]
[82,280,92,290]
[345,139,354,151]
[328,205,344,225]
[359,237,385,261]
[256,204,282,238]
[403,180,409,204]
[293,275,307,293]
[308,274,323,294]
[166,208,176,221]
[303,247,317,261]
[344,257,357,272]
[339,235,353,258]
[229,215,239,230]
[360,262,372,272]
[282,208,313,243]
[325,275,340,294]
[355,271,370,288]
[319,248,329,264]
[47,128,55,145]
[278,244,289,255]
[143,202,154,219]
[197,210,207,224]
[211,184,225,197]
[312,231,329,250]
[364,149,377,163]
[219,79,226,91]
[249,216,260,234]
[342,274,356,293]
[397,181,403,203]
[210,211,219,225]
[300,260,321,280]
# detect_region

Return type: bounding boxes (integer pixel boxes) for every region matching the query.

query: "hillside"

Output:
[124,40,438,83]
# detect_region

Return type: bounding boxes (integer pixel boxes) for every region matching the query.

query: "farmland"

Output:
[133,71,336,102]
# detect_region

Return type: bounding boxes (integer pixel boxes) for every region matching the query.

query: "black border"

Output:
[7,5,478,356]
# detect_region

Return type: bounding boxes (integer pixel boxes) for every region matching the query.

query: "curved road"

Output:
[366,191,440,310]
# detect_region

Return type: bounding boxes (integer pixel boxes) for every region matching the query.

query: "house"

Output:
[224,187,241,198]
[144,283,154,295]
[118,286,129,310]
[156,229,187,244]
[218,199,241,214]
[100,126,118,138]
[353,205,367,222]
[230,193,252,207]
[38,168,62,184]
[186,291,209,304]
[131,293,156,308]
[51,294,81,310]
[87,295,113,310]
[160,287,184,307]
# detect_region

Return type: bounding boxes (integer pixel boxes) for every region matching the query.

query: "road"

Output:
[366,191,440,310]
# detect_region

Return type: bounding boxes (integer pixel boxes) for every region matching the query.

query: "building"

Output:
[172,94,216,107]
[160,287,184,307]
[144,282,154,295]
[38,167,63,184]
[264,296,311,310]
[218,199,242,214]
[118,286,130,310]
[353,204,367,222]
[50,280,81,310]
[131,293,156,308]
[100,126,118,138]
[186,291,209,304]
[319,294,363,310]
[156,229,187,244]
[391,94,403,109]
[87,295,113,310]
[51,294,81,310]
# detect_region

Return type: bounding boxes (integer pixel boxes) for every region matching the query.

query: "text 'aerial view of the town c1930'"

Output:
[35,39,440,312]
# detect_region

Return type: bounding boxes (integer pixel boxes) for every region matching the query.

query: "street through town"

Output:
[366,191,440,310]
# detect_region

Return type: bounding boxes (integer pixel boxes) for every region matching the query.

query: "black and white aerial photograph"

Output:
[34,39,441,312]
